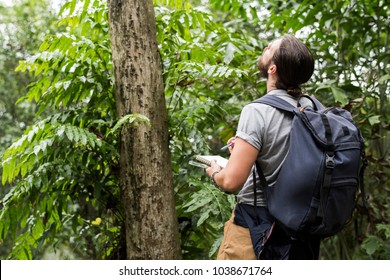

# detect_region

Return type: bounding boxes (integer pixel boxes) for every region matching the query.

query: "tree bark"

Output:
[108,0,181,259]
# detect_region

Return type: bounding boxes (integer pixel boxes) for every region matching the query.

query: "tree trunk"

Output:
[108,0,181,259]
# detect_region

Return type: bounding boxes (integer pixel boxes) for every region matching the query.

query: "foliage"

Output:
[0,0,60,166]
[0,0,63,157]
[1,0,132,259]
[0,0,60,258]
[1,0,389,260]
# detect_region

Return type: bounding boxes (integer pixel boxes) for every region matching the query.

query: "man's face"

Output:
[257,38,282,78]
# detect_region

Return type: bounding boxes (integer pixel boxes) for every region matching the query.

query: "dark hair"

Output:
[273,34,314,97]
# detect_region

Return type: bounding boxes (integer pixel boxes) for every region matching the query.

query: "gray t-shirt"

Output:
[236,89,313,206]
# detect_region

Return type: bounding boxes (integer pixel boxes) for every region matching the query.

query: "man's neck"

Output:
[266,79,277,93]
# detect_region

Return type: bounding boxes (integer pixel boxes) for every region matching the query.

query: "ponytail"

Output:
[287,86,302,98]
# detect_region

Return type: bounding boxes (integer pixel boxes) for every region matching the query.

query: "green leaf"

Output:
[56,125,65,137]
[209,235,223,258]
[197,210,210,227]
[378,74,390,84]
[368,115,381,126]
[109,114,150,136]
[224,42,238,65]
[71,126,80,143]
[80,129,88,145]
[362,237,381,255]
[65,125,74,142]
[184,196,212,212]
[2,157,11,185]
[331,87,349,105]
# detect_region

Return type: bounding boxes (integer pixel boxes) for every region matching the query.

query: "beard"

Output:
[257,58,270,79]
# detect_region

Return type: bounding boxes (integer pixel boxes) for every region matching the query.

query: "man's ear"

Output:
[268,64,277,74]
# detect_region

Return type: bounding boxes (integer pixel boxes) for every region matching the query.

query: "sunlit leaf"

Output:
[368,115,381,126]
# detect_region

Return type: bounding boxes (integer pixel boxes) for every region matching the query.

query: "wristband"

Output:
[211,171,220,186]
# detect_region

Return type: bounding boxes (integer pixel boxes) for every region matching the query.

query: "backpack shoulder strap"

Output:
[251,95,295,194]
[252,95,296,113]
[252,94,325,112]
[298,95,325,111]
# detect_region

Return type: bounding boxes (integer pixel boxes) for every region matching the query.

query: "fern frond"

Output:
[108,114,150,137]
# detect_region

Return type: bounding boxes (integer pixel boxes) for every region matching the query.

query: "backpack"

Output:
[252,94,368,240]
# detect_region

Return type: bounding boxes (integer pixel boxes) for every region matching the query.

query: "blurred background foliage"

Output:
[0,0,388,259]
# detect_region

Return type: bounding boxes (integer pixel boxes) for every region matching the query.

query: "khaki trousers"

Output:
[217,211,256,260]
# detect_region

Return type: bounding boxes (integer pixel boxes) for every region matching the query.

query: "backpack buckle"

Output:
[299,105,308,112]
[326,154,335,169]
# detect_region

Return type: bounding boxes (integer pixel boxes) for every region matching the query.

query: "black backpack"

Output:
[252,94,368,240]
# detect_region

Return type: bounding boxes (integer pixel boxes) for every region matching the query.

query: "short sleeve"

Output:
[235,103,266,151]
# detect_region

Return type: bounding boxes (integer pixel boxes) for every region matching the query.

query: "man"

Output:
[205,34,320,260]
